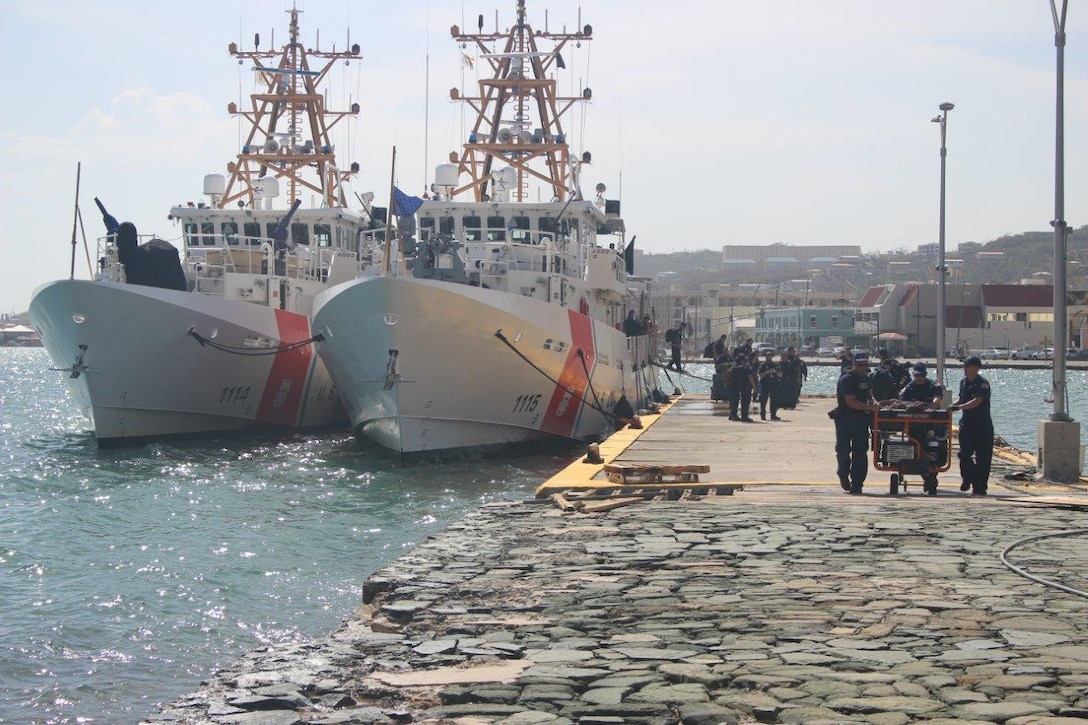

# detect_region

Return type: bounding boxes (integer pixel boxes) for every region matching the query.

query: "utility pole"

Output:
[1040,0,1080,482]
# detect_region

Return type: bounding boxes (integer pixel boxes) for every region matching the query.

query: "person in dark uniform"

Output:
[712,334,728,360]
[779,346,807,409]
[898,362,945,495]
[839,348,855,373]
[833,352,879,494]
[623,310,643,336]
[711,354,732,401]
[727,354,756,422]
[949,355,994,495]
[664,322,687,371]
[757,350,783,420]
[869,358,900,403]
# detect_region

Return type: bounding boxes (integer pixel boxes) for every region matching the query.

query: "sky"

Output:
[2,0,1087,314]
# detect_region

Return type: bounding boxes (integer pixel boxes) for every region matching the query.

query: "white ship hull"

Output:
[30,280,344,443]
[312,276,642,455]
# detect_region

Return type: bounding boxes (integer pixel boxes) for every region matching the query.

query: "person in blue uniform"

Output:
[898,362,945,495]
[949,355,994,495]
[727,354,756,422]
[869,358,900,403]
[779,346,807,409]
[833,352,879,494]
[757,350,782,420]
[623,310,644,336]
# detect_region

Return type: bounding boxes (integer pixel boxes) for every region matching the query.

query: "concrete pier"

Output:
[150,396,1088,724]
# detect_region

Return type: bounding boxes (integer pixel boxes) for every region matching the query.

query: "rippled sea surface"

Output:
[0,348,575,722]
[2,349,1085,722]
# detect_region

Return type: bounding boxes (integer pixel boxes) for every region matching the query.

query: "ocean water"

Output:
[1,348,1083,722]
[0,348,574,723]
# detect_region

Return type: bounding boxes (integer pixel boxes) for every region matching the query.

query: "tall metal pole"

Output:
[932,102,954,394]
[1050,0,1070,421]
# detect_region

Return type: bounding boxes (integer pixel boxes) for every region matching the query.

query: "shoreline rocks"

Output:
[149,495,1088,724]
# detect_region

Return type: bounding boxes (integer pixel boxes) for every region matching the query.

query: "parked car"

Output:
[1031,347,1054,360]
[1066,348,1088,359]
[979,347,1011,360]
[1010,346,1038,360]
[816,347,834,357]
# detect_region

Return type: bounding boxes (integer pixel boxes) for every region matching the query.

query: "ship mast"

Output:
[448,0,593,202]
[219,7,361,209]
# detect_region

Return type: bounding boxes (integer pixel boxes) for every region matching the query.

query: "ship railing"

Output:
[463,240,582,277]
[626,332,656,368]
[94,234,126,283]
[185,235,345,289]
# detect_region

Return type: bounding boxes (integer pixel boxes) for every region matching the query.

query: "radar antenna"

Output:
[448,0,594,202]
[220,7,362,209]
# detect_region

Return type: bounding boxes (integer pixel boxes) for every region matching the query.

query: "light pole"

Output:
[931,102,953,397]
[1050,0,1070,422]
[1039,0,1079,483]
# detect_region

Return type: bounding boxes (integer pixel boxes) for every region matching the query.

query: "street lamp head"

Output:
[939,102,955,111]
[931,116,942,123]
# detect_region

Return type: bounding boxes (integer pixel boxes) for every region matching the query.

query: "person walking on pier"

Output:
[728,353,756,422]
[664,322,687,372]
[949,355,994,495]
[779,346,807,409]
[757,350,783,420]
[833,352,879,494]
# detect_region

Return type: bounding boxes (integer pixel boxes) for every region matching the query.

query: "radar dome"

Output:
[434,164,459,187]
[203,174,226,196]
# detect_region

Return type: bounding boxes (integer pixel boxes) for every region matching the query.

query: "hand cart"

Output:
[872,407,953,495]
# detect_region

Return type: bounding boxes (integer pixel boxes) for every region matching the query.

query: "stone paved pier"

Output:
[150,396,1088,724]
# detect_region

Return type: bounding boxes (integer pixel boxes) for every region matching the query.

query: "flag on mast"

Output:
[393,187,424,217]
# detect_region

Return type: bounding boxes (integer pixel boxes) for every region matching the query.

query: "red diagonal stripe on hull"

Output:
[540,310,596,437]
[256,310,313,426]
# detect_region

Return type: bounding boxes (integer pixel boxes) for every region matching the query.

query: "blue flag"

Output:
[393,187,424,217]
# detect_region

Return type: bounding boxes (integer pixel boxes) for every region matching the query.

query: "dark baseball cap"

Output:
[963,355,983,368]
[854,352,869,363]
[912,362,927,375]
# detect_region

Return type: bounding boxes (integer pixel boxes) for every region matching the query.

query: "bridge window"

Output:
[510,216,531,243]
[462,215,481,241]
[200,222,215,245]
[291,223,310,246]
[222,221,239,244]
[439,216,455,235]
[314,224,332,247]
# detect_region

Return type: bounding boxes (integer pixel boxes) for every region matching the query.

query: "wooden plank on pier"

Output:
[603,463,711,484]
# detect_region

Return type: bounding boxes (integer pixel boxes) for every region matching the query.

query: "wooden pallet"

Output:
[603,463,711,484]
[547,484,743,512]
